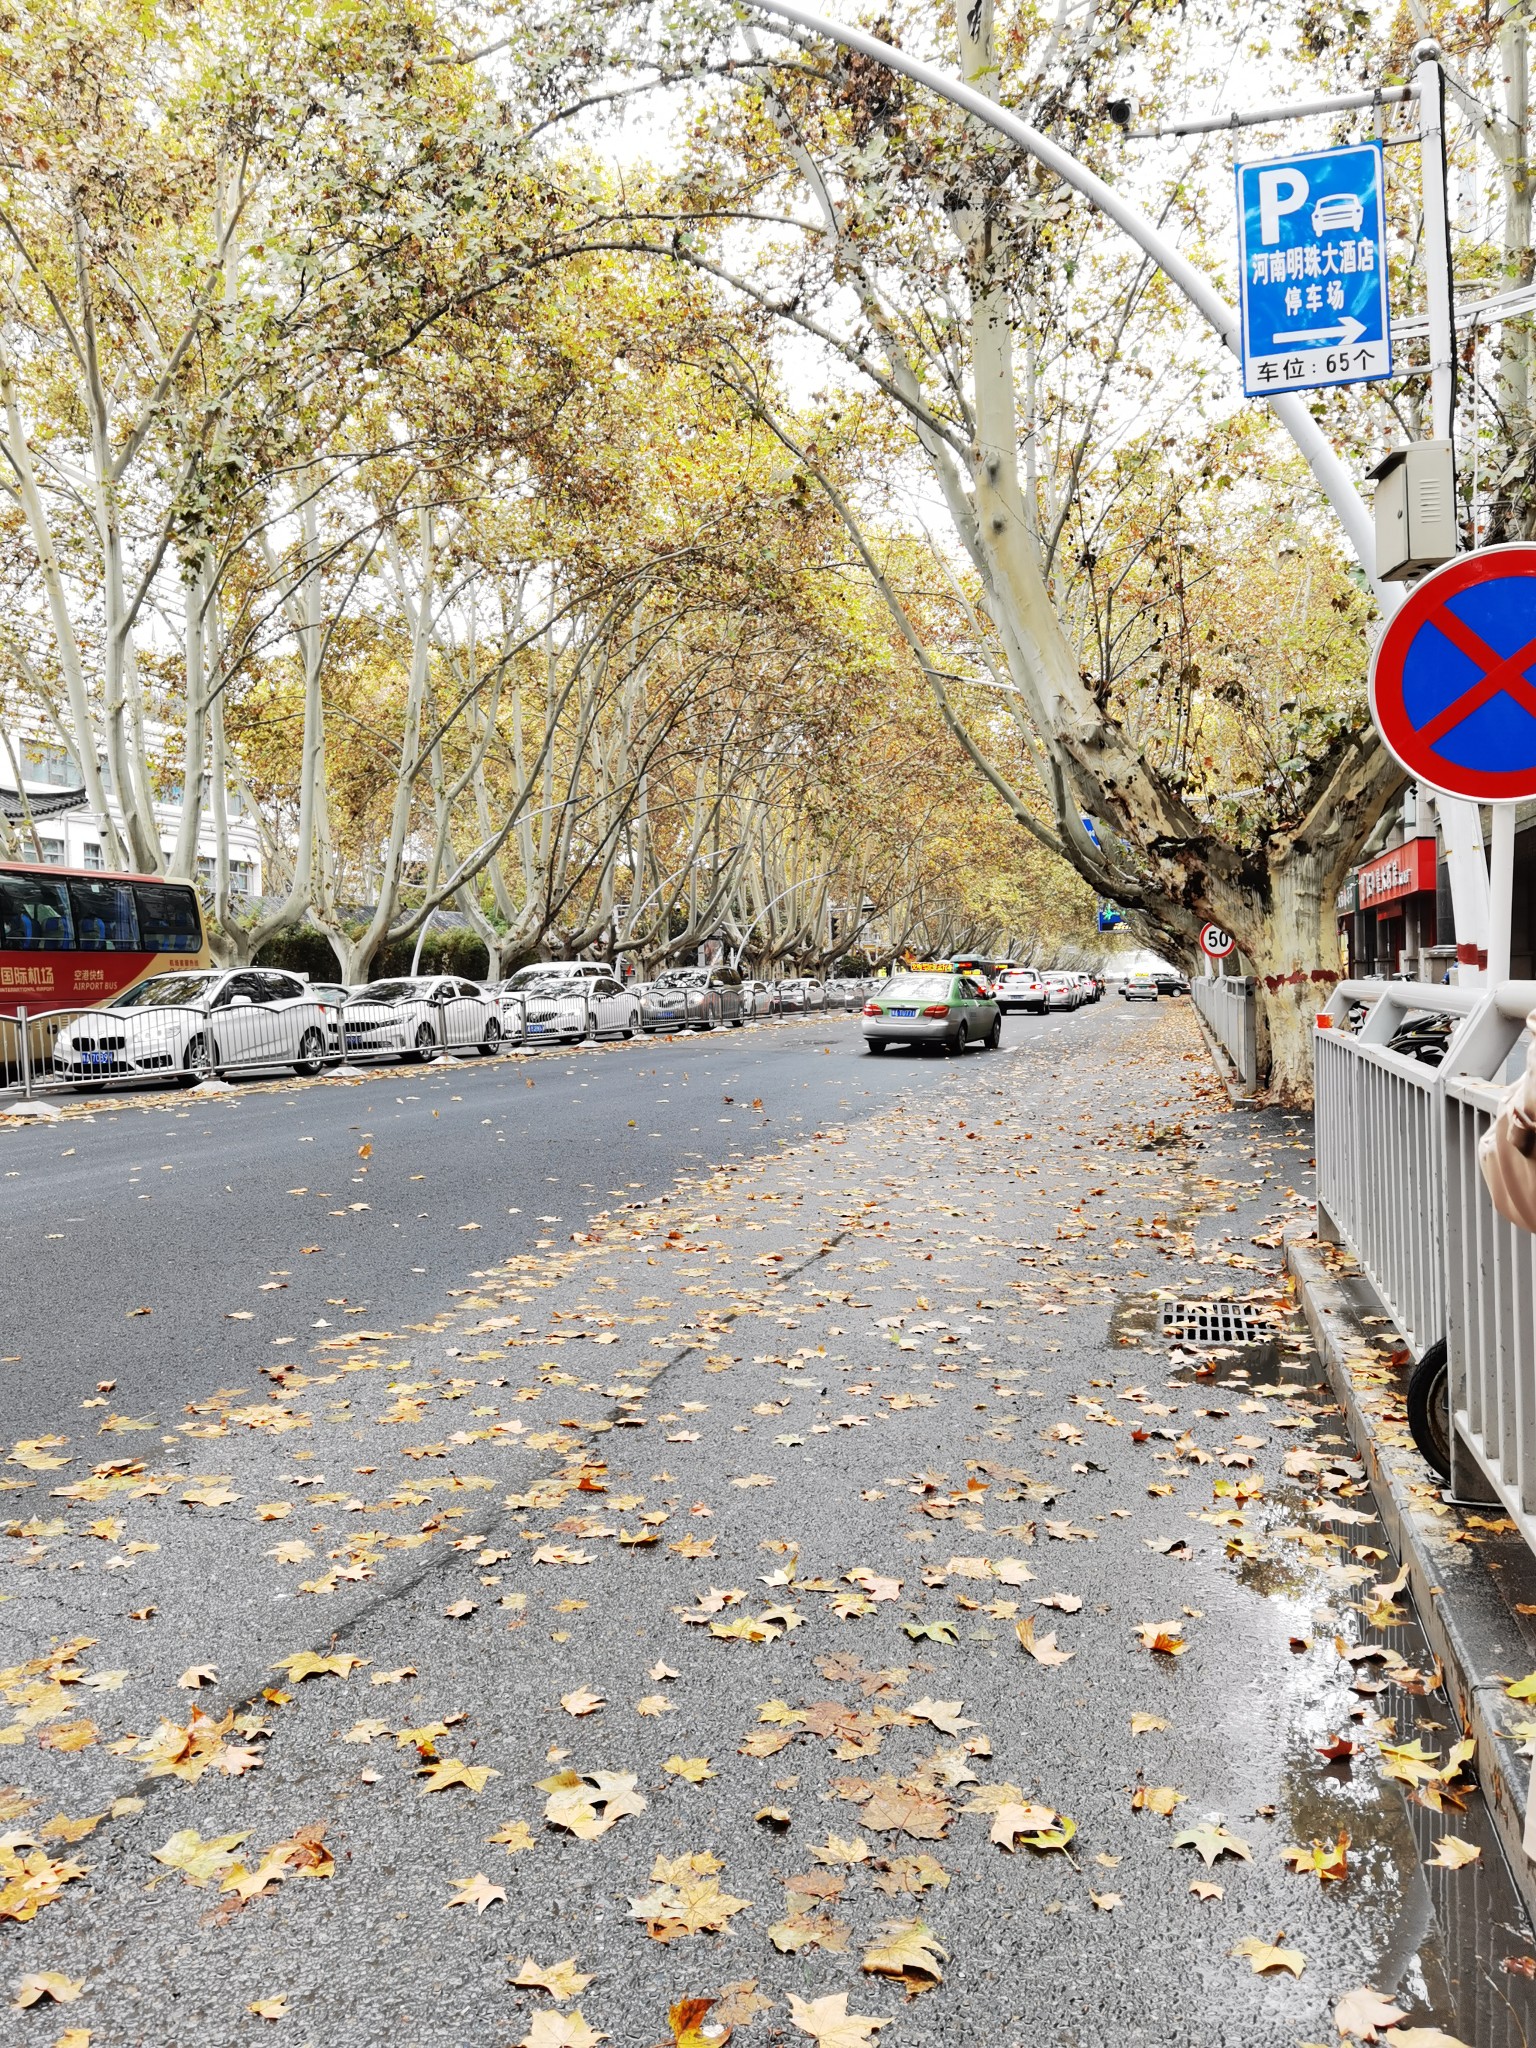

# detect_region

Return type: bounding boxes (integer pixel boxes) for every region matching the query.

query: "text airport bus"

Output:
[0,860,208,1018]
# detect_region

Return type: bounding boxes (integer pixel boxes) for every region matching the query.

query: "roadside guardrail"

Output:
[1314,978,1536,1542]
[1190,974,1259,1086]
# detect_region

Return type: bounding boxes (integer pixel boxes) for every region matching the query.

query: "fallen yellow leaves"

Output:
[1231,1934,1306,1977]
[786,1993,890,2045]
[249,1996,290,2021]
[986,1801,1076,1853]
[1130,1712,1169,1736]
[559,1687,604,1718]
[1334,1986,1408,2039]
[1427,1835,1481,1869]
[12,1970,84,2008]
[1134,1620,1189,1655]
[516,2012,607,2048]
[1131,1785,1184,1819]
[1280,1833,1348,1883]
[152,1827,250,1888]
[628,1851,750,1941]
[418,1758,498,1794]
[135,1706,263,1782]
[270,1652,363,1684]
[513,1957,593,1998]
[1015,1617,1074,1667]
[635,1695,676,1717]
[1172,1821,1252,1867]
[488,1820,536,1853]
[0,1837,89,1923]
[540,1768,646,1840]
[663,1755,715,1783]
[860,1917,946,1992]
[446,1872,506,1913]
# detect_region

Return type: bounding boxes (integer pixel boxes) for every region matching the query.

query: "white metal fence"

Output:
[1315,979,1480,1359]
[1190,974,1258,1085]
[1315,978,1536,1540]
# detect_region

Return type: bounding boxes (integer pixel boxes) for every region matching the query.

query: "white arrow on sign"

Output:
[1268,314,1367,348]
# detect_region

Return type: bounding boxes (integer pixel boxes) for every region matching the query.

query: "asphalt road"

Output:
[1,1009,1081,1441]
[5,998,1529,2048]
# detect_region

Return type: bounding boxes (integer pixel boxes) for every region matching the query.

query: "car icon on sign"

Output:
[1311,192,1364,234]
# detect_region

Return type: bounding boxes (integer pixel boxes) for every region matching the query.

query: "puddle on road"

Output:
[1114,1285,1536,2044]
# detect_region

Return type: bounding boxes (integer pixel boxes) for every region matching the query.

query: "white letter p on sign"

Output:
[1256,166,1309,245]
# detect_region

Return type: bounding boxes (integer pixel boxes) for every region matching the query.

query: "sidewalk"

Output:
[4,1001,1530,2046]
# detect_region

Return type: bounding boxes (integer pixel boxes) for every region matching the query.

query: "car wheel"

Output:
[409,1022,437,1062]
[292,1026,327,1078]
[479,1018,502,1057]
[178,1034,211,1086]
[985,1015,1001,1049]
[949,1024,968,1056]
[1406,1338,1451,1481]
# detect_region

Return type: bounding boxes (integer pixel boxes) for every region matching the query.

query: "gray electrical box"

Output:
[1368,440,1458,581]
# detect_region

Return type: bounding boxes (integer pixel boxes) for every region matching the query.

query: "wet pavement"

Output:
[3,997,1534,2046]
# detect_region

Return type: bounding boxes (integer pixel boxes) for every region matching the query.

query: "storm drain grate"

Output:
[1160,1300,1272,1347]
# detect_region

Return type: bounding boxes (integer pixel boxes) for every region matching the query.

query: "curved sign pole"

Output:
[739,4,1490,980]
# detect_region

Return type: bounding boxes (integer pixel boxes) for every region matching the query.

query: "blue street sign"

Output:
[1235,141,1391,398]
[1096,902,1124,933]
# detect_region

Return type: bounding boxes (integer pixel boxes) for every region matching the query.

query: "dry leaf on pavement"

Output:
[488,1820,536,1853]
[785,1993,891,2045]
[249,1996,289,2020]
[540,1770,647,1842]
[1231,1935,1306,1977]
[1334,1987,1410,2040]
[513,1958,593,1998]
[516,2013,607,2048]
[1172,1821,1251,1867]
[446,1873,506,1913]
[12,1972,85,2008]
[860,1918,947,1991]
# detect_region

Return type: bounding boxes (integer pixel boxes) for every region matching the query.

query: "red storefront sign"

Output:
[1356,837,1437,911]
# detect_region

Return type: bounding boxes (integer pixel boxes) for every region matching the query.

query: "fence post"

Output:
[16,1006,30,1099]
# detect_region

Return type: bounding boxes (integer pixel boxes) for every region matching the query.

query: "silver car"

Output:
[361,976,504,1058]
[861,971,1001,1054]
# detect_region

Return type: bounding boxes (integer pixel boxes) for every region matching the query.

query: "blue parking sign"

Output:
[1235,142,1391,397]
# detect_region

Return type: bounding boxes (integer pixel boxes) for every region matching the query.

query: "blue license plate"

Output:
[84,1051,115,1067]
[893,1008,916,1017]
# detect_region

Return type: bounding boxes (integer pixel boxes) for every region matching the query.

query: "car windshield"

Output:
[110,973,218,1009]
[365,979,432,1004]
[522,977,581,997]
[880,975,952,1000]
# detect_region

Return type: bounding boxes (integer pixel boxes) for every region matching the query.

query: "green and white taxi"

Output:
[862,972,1001,1055]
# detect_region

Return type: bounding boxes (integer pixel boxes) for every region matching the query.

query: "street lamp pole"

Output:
[741,0,1382,590]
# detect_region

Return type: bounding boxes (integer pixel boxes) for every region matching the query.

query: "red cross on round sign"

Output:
[1199,923,1235,960]
[1369,544,1536,799]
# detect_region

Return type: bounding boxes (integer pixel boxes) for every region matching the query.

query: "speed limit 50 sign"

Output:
[1199,923,1235,960]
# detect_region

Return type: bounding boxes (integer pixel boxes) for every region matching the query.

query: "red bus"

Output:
[0,860,208,1018]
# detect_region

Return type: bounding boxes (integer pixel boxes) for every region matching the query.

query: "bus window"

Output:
[67,878,139,951]
[0,874,72,950]
[133,881,201,955]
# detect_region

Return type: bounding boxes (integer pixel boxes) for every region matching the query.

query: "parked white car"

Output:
[52,969,333,1087]
[513,972,639,1044]
[501,961,614,992]
[361,976,504,1059]
[308,982,412,1063]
